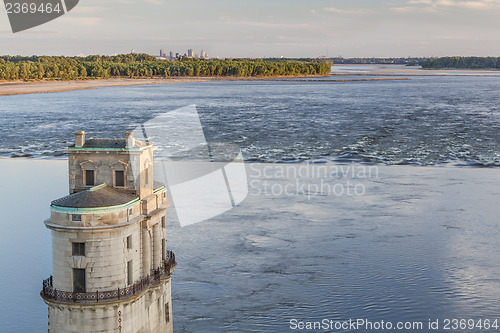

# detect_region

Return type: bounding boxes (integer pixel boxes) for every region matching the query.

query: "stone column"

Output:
[153,223,161,269]
[142,226,151,276]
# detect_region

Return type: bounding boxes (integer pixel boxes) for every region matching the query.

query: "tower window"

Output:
[127,235,132,249]
[72,242,85,256]
[144,167,150,185]
[73,268,86,293]
[85,170,95,186]
[162,239,166,261]
[115,170,125,187]
[165,303,170,323]
[72,214,82,222]
[127,260,133,286]
[161,216,166,229]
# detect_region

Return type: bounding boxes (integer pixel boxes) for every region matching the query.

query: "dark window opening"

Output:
[85,170,95,186]
[165,303,170,323]
[127,260,133,286]
[162,239,166,261]
[161,216,166,229]
[115,170,125,187]
[145,167,150,185]
[72,214,82,222]
[72,242,85,256]
[127,235,132,249]
[158,299,162,323]
[73,268,86,293]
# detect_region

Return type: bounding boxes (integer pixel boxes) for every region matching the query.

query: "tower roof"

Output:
[68,131,151,151]
[69,138,150,149]
[80,138,128,148]
[51,184,139,209]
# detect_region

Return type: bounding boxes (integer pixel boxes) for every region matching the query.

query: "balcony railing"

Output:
[41,252,176,303]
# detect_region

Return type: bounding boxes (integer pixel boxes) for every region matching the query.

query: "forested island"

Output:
[0,54,331,81]
[421,57,500,69]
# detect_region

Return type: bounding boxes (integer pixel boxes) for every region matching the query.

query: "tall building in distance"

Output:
[41,131,176,333]
[156,48,209,60]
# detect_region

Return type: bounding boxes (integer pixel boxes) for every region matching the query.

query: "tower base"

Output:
[43,279,173,333]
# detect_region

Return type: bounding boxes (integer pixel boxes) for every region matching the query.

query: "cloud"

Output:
[320,7,372,15]
[217,17,313,30]
[59,17,103,26]
[392,0,500,12]
[407,0,433,4]
[437,0,499,8]
[72,6,103,14]
[122,15,144,20]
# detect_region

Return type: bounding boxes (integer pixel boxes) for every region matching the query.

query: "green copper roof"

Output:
[51,184,140,213]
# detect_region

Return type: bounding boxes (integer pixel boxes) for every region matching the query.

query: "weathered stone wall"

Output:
[68,151,134,194]
[49,205,140,228]
[49,189,168,292]
[51,222,142,292]
[67,148,155,199]
[46,279,173,333]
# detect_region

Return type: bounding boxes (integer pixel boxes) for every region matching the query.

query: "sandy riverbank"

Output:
[0,75,411,96]
[0,76,329,96]
[0,77,214,96]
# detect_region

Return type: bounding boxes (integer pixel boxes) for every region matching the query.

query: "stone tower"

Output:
[41,131,176,333]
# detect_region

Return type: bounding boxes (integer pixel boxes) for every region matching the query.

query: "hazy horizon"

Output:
[1,0,500,58]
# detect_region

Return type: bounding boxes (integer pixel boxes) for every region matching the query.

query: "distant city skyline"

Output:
[157,48,210,60]
[1,0,500,57]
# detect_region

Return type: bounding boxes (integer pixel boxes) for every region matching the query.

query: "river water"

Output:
[1,71,499,166]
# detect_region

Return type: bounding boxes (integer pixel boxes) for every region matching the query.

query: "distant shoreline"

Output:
[331,64,500,77]
[0,75,411,96]
[5,65,500,97]
[1,76,329,96]
[0,77,212,97]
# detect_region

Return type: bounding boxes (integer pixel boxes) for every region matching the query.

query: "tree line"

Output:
[421,57,500,69]
[0,54,331,81]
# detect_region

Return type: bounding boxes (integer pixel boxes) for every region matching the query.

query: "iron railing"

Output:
[41,252,176,303]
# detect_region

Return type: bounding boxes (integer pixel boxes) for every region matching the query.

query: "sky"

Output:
[1,0,500,58]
